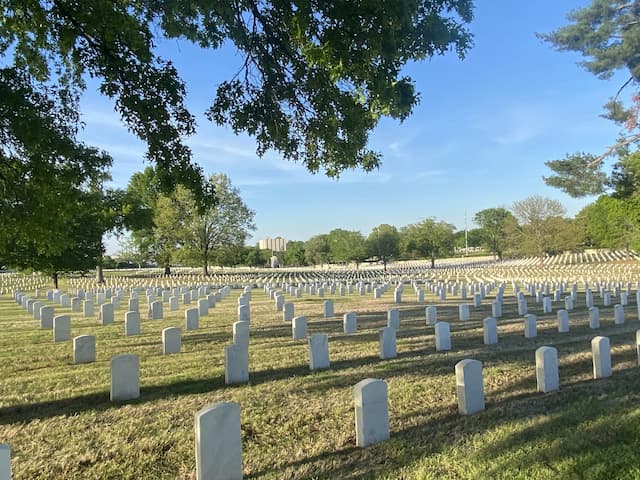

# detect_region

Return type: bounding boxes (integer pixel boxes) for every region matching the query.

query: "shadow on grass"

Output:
[247,363,640,480]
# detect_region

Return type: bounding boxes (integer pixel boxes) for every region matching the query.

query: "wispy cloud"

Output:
[89,142,147,159]
[234,170,391,188]
[80,108,124,130]
[471,102,553,146]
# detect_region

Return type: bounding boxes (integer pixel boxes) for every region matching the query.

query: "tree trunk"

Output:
[164,264,171,275]
[53,272,59,289]
[431,252,435,269]
[96,264,105,284]
[203,262,209,276]
[383,259,387,272]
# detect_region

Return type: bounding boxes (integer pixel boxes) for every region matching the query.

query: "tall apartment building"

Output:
[258,236,288,252]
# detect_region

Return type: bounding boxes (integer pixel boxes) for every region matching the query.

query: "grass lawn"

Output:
[1,268,640,479]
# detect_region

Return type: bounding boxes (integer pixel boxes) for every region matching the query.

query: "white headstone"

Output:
[40,305,54,329]
[426,306,437,326]
[233,321,250,347]
[483,317,498,345]
[394,288,402,304]
[592,336,612,379]
[459,304,470,321]
[543,297,552,314]
[621,292,629,306]
[379,327,397,359]
[435,322,451,351]
[185,308,200,330]
[238,304,250,323]
[125,311,140,336]
[455,359,485,415]
[32,301,43,319]
[473,293,482,308]
[308,333,330,370]
[224,344,249,384]
[292,316,307,340]
[524,314,537,338]
[323,300,334,318]
[169,296,179,311]
[387,308,400,330]
[557,309,569,333]
[517,299,528,316]
[274,295,284,312]
[181,292,190,305]
[73,335,96,364]
[149,301,163,320]
[0,444,11,480]
[589,306,600,329]
[99,303,114,325]
[492,300,502,318]
[536,346,559,393]
[81,298,93,318]
[128,298,139,313]
[614,304,625,325]
[343,312,357,334]
[198,298,209,317]
[354,379,389,447]
[110,354,140,401]
[564,296,574,311]
[162,327,181,355]
[586,290,594,308]
[71,297,81,312]
[53,315,71,342]
[207,293,217,308]
[59,294,70,307]
[283,302,294,322]
[195,402,242,480]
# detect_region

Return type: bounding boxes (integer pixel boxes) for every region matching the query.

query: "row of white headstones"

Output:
[6,278,640,479]
[0,333,627,480]
[12,277,640,383]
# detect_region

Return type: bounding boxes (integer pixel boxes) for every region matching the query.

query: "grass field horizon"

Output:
[1,263,640,479]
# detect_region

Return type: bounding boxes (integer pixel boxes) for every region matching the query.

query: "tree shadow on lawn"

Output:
[248,364,640,480]
[0,339,533,426]
[470,367,640,480]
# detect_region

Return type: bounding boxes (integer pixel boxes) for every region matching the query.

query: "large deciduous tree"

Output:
[367,224,400,271]
[473,208,517,260]
[327,229,367,267]
[540,0,640,196]
[283,241,307,267]
[182,174,255,275]
[0,68,113,286]
[126,171,254,274]
[305,235,331,266]
[154,175,254,275]
[400,218,455,267]
[1,0,474,202]
[511,196,567,257]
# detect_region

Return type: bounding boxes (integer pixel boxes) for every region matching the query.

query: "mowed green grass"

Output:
[0,277,640,479]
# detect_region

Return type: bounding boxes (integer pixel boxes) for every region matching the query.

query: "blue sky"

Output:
[76,1,628,254]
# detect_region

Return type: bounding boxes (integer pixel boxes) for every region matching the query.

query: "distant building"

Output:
[258,236,289,252]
